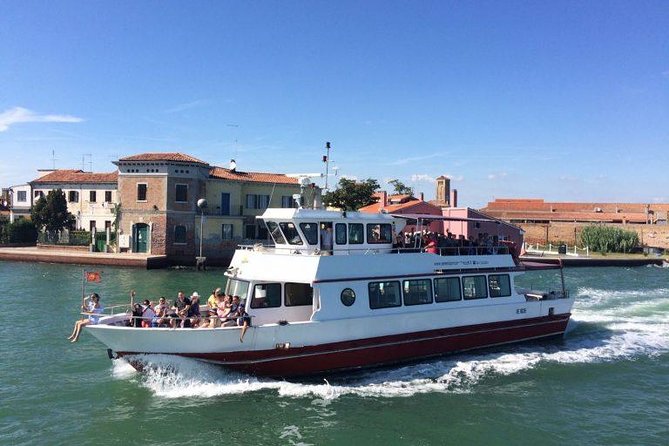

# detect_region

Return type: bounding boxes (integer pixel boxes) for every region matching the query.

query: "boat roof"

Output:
[260,208,397,222]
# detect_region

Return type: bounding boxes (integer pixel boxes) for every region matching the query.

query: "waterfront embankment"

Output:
[0,246,167,269]
[521,254,667,267]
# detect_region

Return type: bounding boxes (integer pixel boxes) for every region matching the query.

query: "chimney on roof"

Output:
[230,159,237,172]
[450,189,458,207]
[378,191,387,208]
[419,192,424,201]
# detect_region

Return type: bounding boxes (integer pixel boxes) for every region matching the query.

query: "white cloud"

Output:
[387,153,443,166]
[410,174,436,183]
[163,99,209,114]
[487,172,508,180]
[0,107,83,132]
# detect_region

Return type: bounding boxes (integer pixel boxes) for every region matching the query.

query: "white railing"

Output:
[524,243,590,257]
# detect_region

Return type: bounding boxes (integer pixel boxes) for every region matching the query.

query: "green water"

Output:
[0,262,667,445]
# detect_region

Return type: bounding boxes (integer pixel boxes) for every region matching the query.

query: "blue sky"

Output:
[1,1,667,207]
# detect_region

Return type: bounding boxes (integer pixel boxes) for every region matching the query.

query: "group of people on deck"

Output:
[131,288,251,341]
[397,230,503,255]
[69,287,252,343]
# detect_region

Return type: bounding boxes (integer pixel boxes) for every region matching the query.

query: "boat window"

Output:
[367,223,393,244]
[488,274,511,298]
[368,281,401,309]
[285,282,313,306]
[279,222,303,245]
[403,279,433,305]
[251,283,282,308]
[434,277,462,302]
[462,276,488,300]
[340,288,356,306]
[265,221,287,244]
[299,223,319,245]
[335,223,347,245]
[226,279,250,300]
[349,223,364,244]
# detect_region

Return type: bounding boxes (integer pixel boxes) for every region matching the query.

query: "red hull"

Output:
[119,314,570,378]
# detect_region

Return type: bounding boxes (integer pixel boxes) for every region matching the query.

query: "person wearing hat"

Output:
[206,288,222,328]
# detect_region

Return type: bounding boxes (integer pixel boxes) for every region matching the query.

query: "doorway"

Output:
[133,223,149,253]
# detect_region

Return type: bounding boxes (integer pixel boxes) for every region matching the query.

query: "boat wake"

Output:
[110,286,668,400]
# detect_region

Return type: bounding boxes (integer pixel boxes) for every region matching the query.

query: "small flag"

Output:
[85,271,101,282]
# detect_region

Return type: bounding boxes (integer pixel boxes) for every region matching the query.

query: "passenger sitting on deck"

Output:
[68,293,103,343]
[131,303,143,327]
[216,295,233,326]
[152,296,169,327]
[141,299,155,328]
[207,288,222,326]
[235,302,252,343]
[189,292,201,327]
[170,291,191,328]
[222,296,241,327]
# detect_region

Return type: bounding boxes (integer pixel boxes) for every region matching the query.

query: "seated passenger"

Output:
[222,296,241,327]
[236,302,252,343]
[188,292,201,327]
[170,291,191,328]
[207,288,222,326]
[131,303,144,328]
[152,296,169,327]
[141,299,156,328]
[425,238,438,254]
[68,293,104,343]
[216,295,233,326]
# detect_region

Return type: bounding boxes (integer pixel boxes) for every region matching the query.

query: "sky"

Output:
[1,0,667,207]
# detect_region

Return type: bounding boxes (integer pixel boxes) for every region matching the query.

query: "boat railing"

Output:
[237,244,510,256]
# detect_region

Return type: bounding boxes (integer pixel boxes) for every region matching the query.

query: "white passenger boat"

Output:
[87,208,574,378]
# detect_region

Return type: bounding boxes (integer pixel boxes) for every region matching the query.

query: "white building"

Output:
[29,169,119,231]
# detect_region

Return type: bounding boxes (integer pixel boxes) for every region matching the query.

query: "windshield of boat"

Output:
[225,279,250,300]
[279,222,303,245]
[265,221,287,245]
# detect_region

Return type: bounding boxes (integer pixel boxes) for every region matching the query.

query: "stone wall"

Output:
[520,222,669,249]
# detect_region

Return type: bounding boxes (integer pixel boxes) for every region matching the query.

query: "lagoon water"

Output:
[0,261,667,445]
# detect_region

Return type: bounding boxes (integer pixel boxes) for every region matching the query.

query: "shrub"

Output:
[1,219,38,244]
[580,225,639,253]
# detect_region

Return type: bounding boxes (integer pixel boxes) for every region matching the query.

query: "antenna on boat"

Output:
[286,173,324,209]
[323,142,331,192]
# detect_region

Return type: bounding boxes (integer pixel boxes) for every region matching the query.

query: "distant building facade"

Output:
[29,170,119,231]
[481,199,669,249]
[113,153,300,262]
[360,177,523,247]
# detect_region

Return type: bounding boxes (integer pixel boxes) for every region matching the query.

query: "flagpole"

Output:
[81,269,86,312]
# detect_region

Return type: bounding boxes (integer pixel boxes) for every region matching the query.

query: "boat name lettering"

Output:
[434,260,490,267]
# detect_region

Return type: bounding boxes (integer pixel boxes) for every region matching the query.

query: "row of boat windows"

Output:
[363,274,512,309]
[225,274,512,312]
[266,221,393,246]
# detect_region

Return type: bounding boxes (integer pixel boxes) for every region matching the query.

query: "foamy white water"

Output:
[110,285,669,400]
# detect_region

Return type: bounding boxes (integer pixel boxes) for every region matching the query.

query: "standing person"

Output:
[68,293,103,343]
[320,224,333,255]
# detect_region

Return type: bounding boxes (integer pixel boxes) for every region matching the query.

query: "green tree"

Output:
[31,189,75,232]
[323,178,380,211]
[388,179,413,196]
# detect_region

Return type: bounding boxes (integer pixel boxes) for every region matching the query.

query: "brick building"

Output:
[113,152,300,262]
[481,199,669,249]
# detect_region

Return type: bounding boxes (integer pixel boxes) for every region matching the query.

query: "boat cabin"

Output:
[258,208,406,255]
